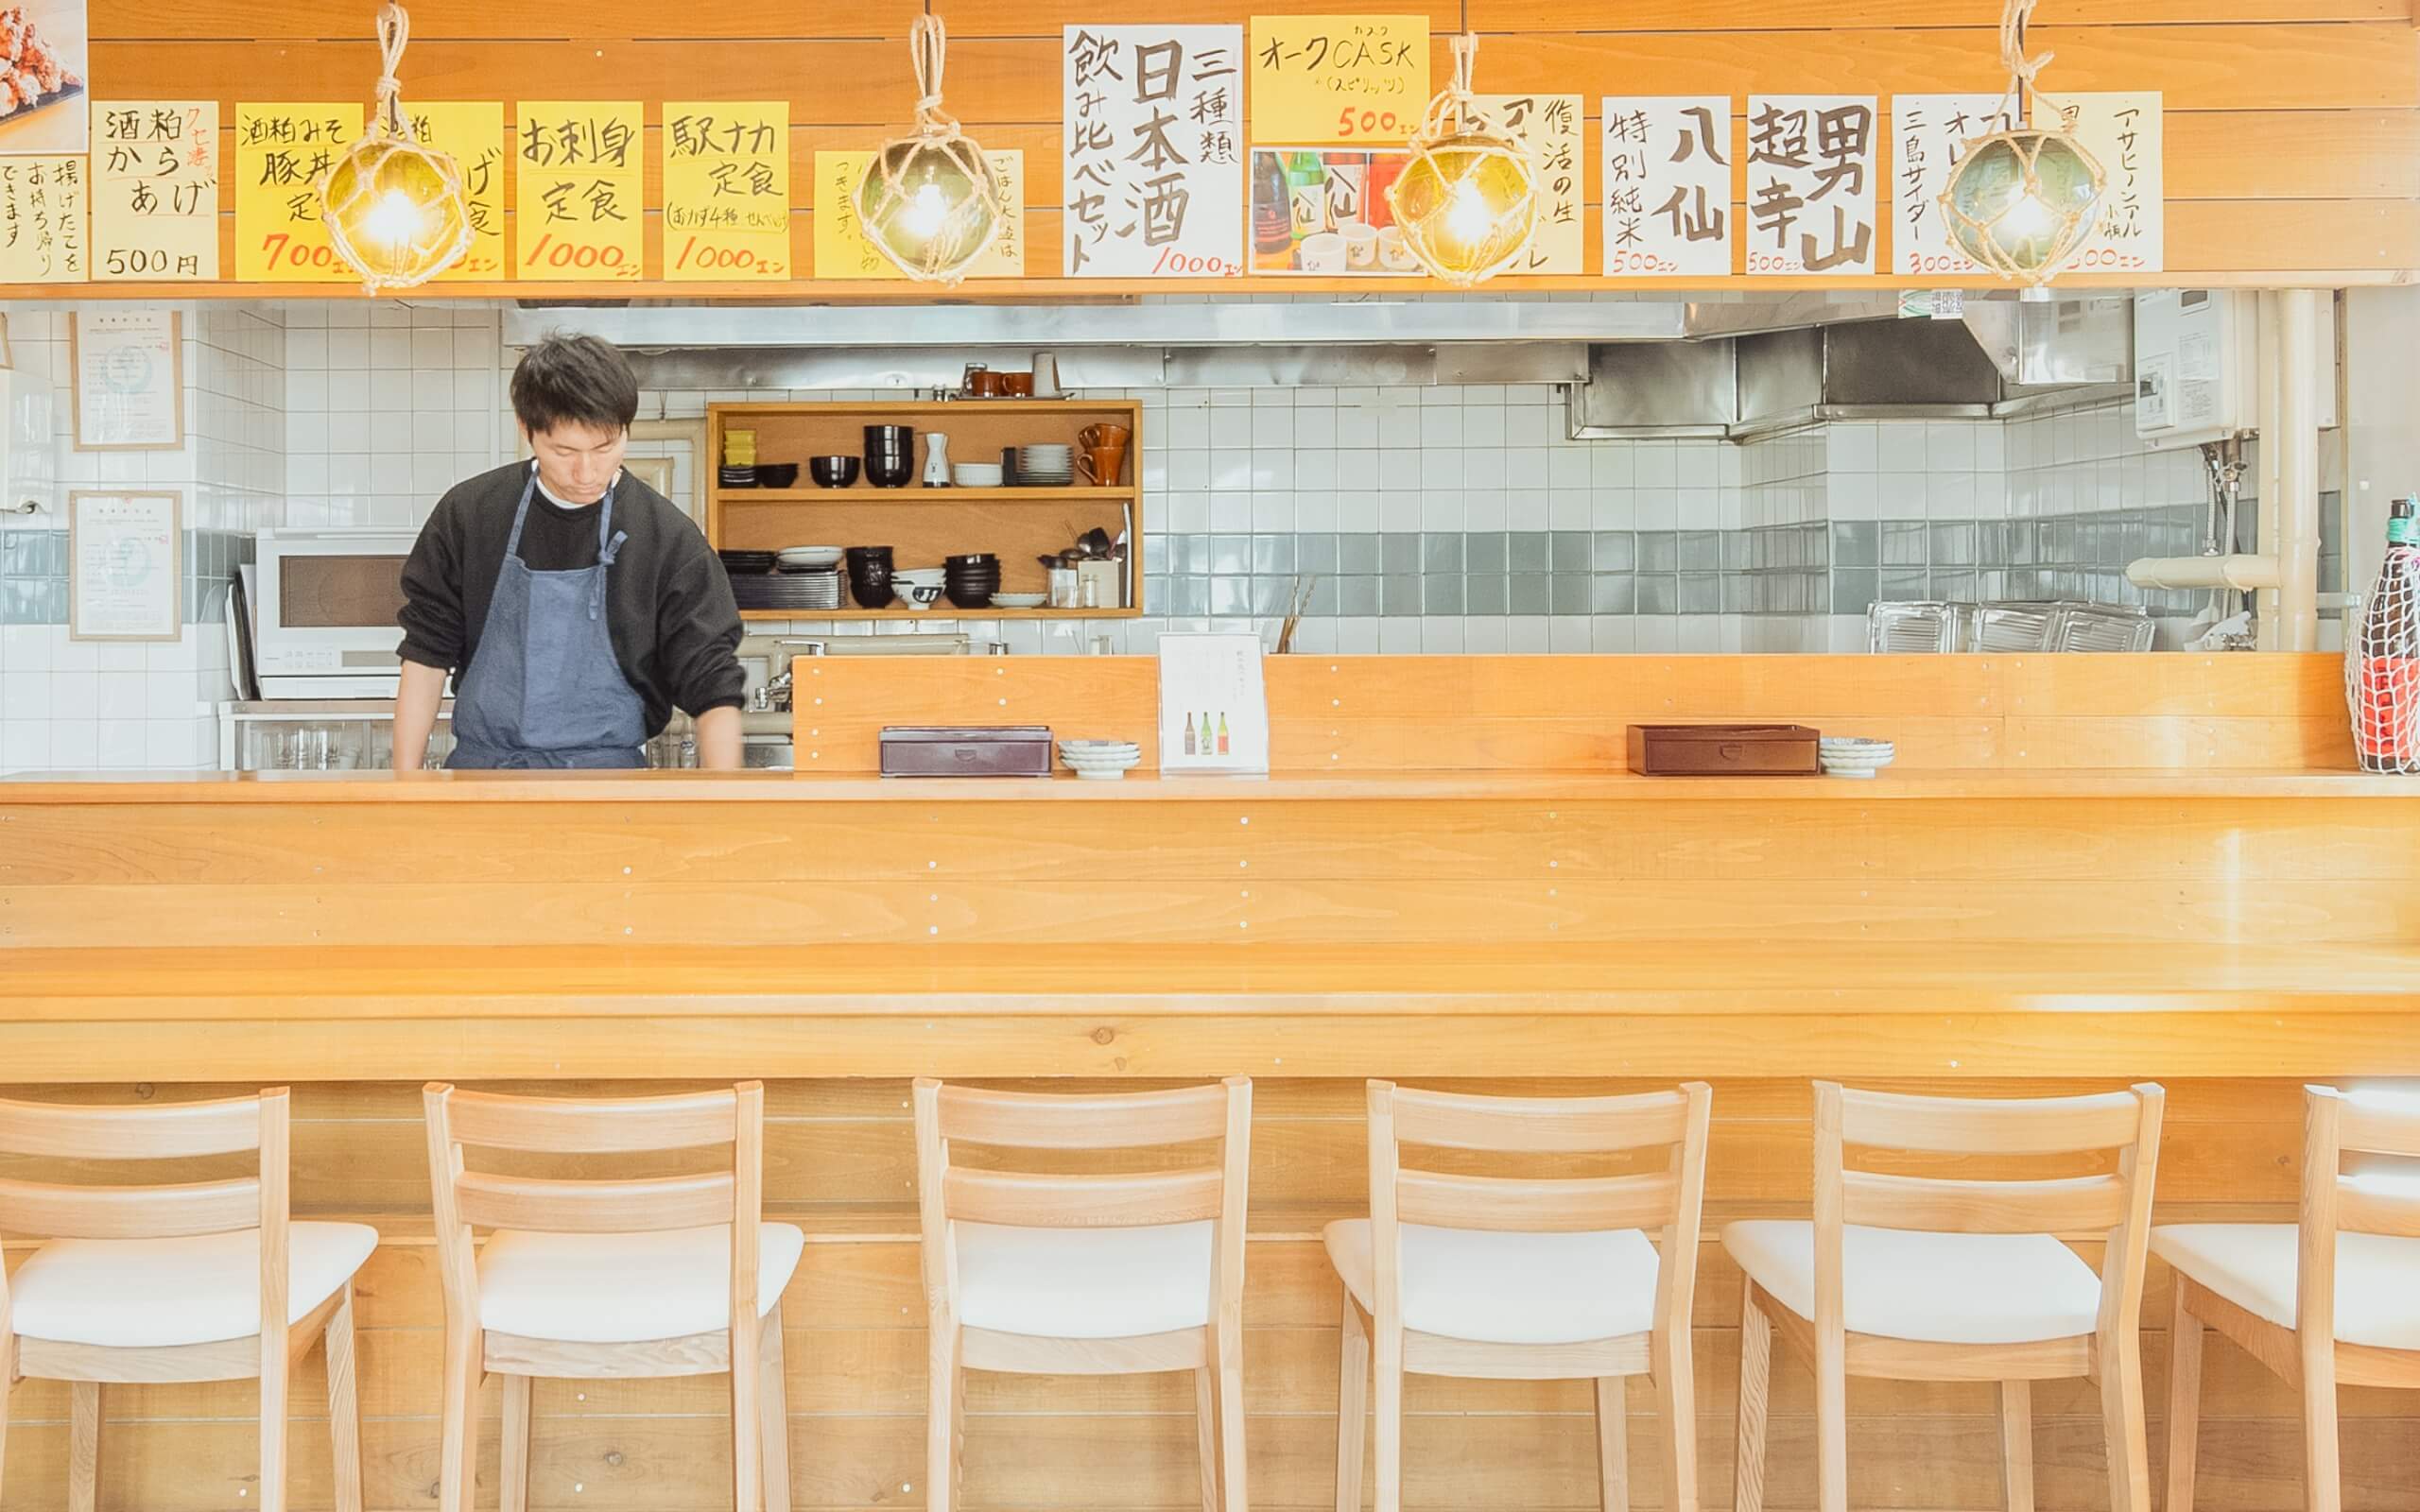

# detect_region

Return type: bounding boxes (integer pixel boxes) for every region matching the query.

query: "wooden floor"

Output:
[0,1075,2398,1512]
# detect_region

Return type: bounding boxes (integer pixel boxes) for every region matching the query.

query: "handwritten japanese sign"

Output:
[1063,26,1244,278]
[1891,94,2012,277]
[2048,92,2163,275]
[1745,94,1876,276]
[663,101,789,281]
[94,100,216,281]
[1601,97,1733,278]
[1475,93,1581,275]
[1249,15,1428,146]
[813,148,1024,279]
[409,102,505,282]
[0,154,83,281]
[233,104,360,282]
[513,101,645,282]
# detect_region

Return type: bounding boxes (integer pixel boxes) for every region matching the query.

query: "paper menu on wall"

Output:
[1158,632,1270,775]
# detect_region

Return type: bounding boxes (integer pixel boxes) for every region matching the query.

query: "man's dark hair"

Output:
[510,333,639,437]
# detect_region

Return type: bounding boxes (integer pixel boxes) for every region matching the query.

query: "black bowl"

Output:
[945,553,998,567]
[864,453,913,489]
[864,424,914,448]
[756,462,801,490]
[945,585,995,610]
[809,455,859,489]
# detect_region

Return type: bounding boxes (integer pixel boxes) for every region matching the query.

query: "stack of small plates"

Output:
[953,462,1005,488]
[1818,737,1896,779]
[776,544,844,571]
[1017,444,1075,486]
[731,570,844,611]
[1059,738,1141,781]
[717,549,776,576]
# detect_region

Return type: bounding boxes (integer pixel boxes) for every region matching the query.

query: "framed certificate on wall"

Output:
[70,307,185,451]
[68,489,182,642]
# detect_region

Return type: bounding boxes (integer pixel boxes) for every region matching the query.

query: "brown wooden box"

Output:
[1626,723,1822,776]
[879,726,1055,778]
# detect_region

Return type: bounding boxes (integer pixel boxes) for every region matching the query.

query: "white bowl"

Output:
[989,592,1046,609]
[776,545,844,569]
[898,584,944,610]
[1061,739,1140,754]
[954,464,1005,487]
[893,568,946,586]
[1818,739,1896,778]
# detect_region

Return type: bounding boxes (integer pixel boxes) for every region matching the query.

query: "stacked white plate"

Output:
[776,544,844,571]
[1059,738,1141,781]
[1017,444,1075,486]
[1818,736,1896,779]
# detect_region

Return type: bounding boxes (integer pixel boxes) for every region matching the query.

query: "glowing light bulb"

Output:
[907,180,949,239]
[1444,177,1491,248]
[2001,192,2051,242]
[362,187,424,250]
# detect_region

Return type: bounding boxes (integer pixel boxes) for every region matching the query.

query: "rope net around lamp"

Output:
[854,11,1010,285]
[319,2,472,293]
[1386,32,1538,288]
[1935,0,2106,294]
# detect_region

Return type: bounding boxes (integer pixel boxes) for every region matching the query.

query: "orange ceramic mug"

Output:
[1078,445,1127,485]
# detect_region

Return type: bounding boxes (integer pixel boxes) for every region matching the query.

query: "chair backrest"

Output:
[1368,1081,1713,1341]
[911,1079,1253,1329]
[422,1082,764,1339]
[0,1089,290,1345]
[2300,1086,2420,1346]
[1812,1081,2166,1345]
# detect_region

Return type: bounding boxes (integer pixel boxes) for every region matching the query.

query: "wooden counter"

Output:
[2,655,2412,1511]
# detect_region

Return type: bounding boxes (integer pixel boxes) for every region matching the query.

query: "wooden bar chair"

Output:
[1330,1080,1714,1512]
[423,1082,801,1512]
[1725,1082,2166,1512]
[2160,1085,2420,1512]
[0,1088,375,1512]
[912,1076,1253,1512]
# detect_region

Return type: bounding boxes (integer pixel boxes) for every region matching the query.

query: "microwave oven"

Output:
[249,528,419,698]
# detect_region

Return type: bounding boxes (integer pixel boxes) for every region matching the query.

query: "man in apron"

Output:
[392,335,745,770]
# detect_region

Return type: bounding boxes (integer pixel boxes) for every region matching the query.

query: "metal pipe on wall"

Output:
[2254,293,2283,649]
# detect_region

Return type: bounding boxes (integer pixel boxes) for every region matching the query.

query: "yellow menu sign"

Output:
[1249,15,1428,145]
[663,101,789,281]
[94,102,217,282]
[1479,93,1582,276]
[513,101,644,282]
[408,102,506,282]
[813,149,1023,279]
[0,156,87,283]
[234,104,362,282]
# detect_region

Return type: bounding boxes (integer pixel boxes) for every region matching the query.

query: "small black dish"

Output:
[756,462,801,490]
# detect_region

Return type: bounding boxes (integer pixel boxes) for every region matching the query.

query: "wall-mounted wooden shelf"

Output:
[707,400,1144,618]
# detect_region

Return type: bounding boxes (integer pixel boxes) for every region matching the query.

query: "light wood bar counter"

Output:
[2,655,2414,1511]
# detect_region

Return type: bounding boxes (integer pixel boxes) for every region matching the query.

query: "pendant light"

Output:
[1386,7,1538,288]
[854,5,1010,285]
[318,2,472,292]
[1937,0,2106,299]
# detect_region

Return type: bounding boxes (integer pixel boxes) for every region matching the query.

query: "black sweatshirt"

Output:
[396,462,745,735]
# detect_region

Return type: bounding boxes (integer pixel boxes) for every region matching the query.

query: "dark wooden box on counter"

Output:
[879,726,1055,777]
[1626,723,1821,776]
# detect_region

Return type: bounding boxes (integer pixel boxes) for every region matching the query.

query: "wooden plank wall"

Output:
[790,652,2359,771]
[5,1074,2406,1512]
[29,0,2420,300]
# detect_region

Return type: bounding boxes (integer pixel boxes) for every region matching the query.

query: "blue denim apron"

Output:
[445,467,648,770]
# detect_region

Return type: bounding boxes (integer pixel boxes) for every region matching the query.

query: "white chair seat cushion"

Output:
[476,1223,806,1344]
[2152,1223,2420,1349]
[955,1220,1213,1339]
[1722,1220,2102,1345]
[1323,1219,1662,1345]
[9,1222,379,1349]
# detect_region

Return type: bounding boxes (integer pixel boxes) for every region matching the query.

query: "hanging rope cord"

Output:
[374,1,411,136]
[908,11,960,139]
[1997,0,2055,118]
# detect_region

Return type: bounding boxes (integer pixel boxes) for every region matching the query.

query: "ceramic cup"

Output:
[1341,221,1379,269]
[1377,225,1415,271]
[1299,231,1348,274]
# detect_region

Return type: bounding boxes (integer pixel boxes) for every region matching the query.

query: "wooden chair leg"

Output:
[2099,1330,2152,1512]
[1195,1362,1222,1512]
[2165,1285,2204,1512]
[1653,1325,1698,1512]
[501,1374,533,1512]
[325,1286,366,1512]
[1215,1311,1248,1512]
[437,1324,480,1512]
[1335,1292,1369,1512]
[1814,1314,1848,1512]
[732,1309,762,1512]
[928,1322,960,1512]
[68,1381,101,1512]
[2301,1340,2342,1512]
[1596,1377,1630,1512]
[1998,1381,2034,1512]
[1735,1289,1773,1512]
[1373,1315,1403,1512]
[260,1326,289,1512]
[761,1306,792,1512]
